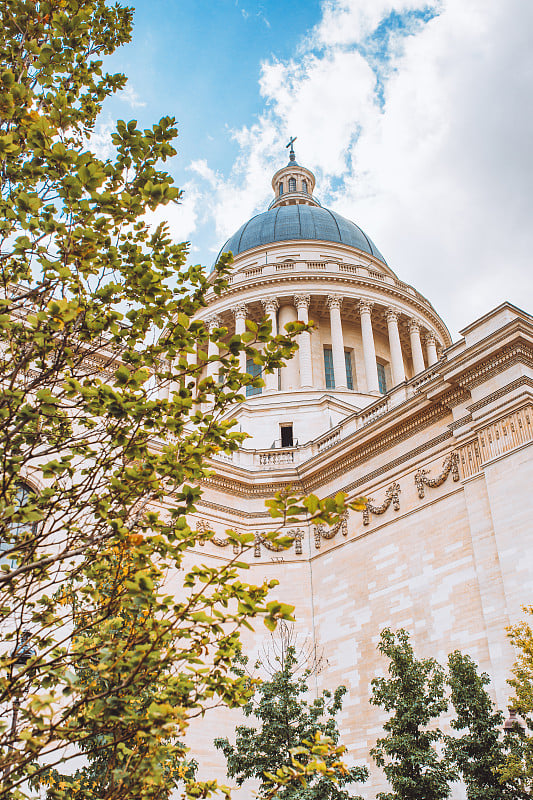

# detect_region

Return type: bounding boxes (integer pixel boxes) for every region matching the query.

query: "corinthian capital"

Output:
[408,318,421,334]
[327,294,343,311]
[423,332,436,345]
[359,299,374,316]
[386,307,400,324]
[294,294,311,310]
[206,315,222,332]
[232,303,248,320]
[261,297,279,314]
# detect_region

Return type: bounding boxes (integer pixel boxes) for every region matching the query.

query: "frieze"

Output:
[314,512,348,549]
[362,483,401,526]
[458,440,482,479]
[414,452,460,499]
[477,405,532,463]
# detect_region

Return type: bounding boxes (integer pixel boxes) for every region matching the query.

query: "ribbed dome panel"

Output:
[215,205,387,265]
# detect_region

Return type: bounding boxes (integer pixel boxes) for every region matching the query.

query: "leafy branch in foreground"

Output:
[0,0,362,797]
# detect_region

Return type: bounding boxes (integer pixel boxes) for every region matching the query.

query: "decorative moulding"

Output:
[414,451,460,499]
[313,512,348,549]
[362,482,401,526]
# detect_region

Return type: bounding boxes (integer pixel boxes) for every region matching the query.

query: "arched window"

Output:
[246,357,262,397]
[279,182,283,196]
[344,350,354,390]
[376,362,387,394]
[323,347,335,389]
[302,180,308,193]
[288,178,296,192]
[1,482,36,568]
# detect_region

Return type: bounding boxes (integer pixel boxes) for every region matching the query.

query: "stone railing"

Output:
[210,362,447,470]
[212,261,427,303]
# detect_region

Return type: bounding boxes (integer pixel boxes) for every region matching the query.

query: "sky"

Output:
[97,0,533,338]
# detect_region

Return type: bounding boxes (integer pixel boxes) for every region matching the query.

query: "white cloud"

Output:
[313,0,433,46]
[85,119,115,161]
[117,84,146,109]
[145,182,200,244]
[186,0,533,334]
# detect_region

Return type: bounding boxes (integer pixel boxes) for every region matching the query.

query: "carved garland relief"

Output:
[362,483,401,526]
[414,452,460,498]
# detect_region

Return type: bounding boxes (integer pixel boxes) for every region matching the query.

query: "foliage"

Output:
[37,555,197,800]
[370,628,456,800]
[446,650,519,799]
[0,1,364,797]
[500,606,533,794]
[214,644,368,800]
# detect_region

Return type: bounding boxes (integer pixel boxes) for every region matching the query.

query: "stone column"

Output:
[409,318,426,375]
[278,303,299,390]
[232,303,248,374]
[327,295,347,389]
[424,332,439,366]
[206,315,221,382]
[294,294,312,388]
[359,300,379,394]
[261,298,279,392]
[386,307,406,386]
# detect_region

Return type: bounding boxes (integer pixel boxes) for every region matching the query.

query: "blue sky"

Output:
[95,0,533,336]
[104,1,323,182]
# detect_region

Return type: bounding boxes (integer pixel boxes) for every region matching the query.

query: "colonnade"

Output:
[205,295,440,395]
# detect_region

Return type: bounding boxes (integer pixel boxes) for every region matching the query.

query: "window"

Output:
[279,182,283,196]
[344,350,354,390]
[302,180,308,193]
[1,482,35,568]
[246,357,262,397]
[280,424,293,448]
[288,177,296,192]
[377,362,387,394]
[323,347,335,389]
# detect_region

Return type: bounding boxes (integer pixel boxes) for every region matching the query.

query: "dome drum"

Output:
[199,150,451,450]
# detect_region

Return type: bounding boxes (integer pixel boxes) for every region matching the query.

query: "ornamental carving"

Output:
[359,299,374,315]
[232,303,248,320]
[414,451,460,499]
[261,297,279,314]
[254,529,305,558]
[314,512,348,549]
[386,307,400,324]
[362,483,401,526]
[408,318,421,334]
[195,519,242,553]
[294,294,311,310]
[206,315,222,332]
[327,294,343,311]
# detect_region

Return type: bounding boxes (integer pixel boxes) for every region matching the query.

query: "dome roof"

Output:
[215,204,387,265]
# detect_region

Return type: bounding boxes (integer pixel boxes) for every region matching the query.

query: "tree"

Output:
[446,650,520,799]
[0,1,363,797]
[500,606,533,794]
[370,628,456,800]
[214,631,368,800]
[37,554,197,800]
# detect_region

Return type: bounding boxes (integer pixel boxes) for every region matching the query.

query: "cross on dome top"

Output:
[286,135,297,162]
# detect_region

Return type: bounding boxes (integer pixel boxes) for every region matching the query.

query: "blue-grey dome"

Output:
[215,204,386,265]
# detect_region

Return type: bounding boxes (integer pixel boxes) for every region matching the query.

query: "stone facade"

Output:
[177,157,533,798]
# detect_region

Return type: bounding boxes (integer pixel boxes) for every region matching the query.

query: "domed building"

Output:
[185,147,533,799]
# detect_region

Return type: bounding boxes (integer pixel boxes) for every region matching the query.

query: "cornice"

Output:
[204,273,450,344]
